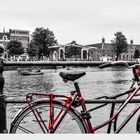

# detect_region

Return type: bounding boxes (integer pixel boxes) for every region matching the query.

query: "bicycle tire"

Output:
[136,114,140,133]
[10,100,88,133]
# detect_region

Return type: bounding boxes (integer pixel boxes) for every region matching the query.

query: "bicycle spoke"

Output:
[56,114,76,133]
[15,125,34,133]
[10,102,86,133]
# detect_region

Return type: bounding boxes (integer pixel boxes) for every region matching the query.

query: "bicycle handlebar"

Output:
[99,61,140,83]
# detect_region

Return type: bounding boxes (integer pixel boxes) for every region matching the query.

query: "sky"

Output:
[0,0,140,45]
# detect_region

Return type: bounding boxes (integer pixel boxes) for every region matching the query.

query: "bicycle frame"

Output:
[26,92,79,133]
[25,63,140,133]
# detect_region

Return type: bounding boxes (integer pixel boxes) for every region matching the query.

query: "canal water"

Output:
[3,66,140,133]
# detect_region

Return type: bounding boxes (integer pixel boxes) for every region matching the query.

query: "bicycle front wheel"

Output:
[10,101,87,133]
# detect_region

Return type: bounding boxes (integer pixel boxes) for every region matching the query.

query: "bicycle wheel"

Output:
[136,114,140,133]
[10,101,87,133]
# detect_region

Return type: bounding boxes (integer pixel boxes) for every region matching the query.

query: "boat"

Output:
[17,68,44,76]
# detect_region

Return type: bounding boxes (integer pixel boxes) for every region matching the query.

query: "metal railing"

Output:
[0,61,139,133]
[4,98,140,104]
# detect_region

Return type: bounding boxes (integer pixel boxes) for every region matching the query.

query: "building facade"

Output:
[9,29,30,49]
[0,32,10,48]
[0,28,140,62]
[48,37,140,62]
[0,31,10,60]
[0,28,30,49]
[81,37,138,61]
[81,37,114,61]
[0,28,30,61]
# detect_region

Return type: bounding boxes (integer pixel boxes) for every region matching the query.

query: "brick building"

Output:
[9,29,30,48]
[49,37,140,62]
[0,28,30,61]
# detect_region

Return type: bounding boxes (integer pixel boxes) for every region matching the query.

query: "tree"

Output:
[111,32,128,61]
[32,27,58,58]
[133,49,140,59]
[7,40,24,56]
[26,41,39,60]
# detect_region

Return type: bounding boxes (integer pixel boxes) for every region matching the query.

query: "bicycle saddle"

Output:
[59,71,86,82]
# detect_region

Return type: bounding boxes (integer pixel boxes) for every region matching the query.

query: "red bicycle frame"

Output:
[25,63,140,133]
[26,92,78,133]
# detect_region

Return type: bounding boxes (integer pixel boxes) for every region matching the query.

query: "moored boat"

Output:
[17,68,44,76]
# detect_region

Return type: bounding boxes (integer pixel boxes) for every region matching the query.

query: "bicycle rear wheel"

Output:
[10,101,87,133]
[136,114,140,133]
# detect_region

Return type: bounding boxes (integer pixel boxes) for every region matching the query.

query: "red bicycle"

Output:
[9,61,140,133]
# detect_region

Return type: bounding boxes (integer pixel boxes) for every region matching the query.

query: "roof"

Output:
[85,43,102,49]
[85,42,138,50]
[64,41,84,48]
[85,43,113,50]
[9,29,30,33]
[102,43,113,50]
[133,44,140,50]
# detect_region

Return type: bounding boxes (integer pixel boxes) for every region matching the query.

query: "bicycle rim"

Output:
[10,101,87,133]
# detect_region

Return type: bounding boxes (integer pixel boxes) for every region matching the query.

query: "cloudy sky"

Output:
[0,0,140,45]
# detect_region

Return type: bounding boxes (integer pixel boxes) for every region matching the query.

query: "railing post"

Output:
[0,94,7,133]
[0,46,7,133]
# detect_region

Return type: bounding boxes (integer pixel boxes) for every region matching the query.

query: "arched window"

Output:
[123,55,125,60]
[60,49,64,60]
[83,50,87,59]
[2,35,8,40]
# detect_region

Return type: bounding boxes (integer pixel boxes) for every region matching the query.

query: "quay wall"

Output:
[3,61,137,71]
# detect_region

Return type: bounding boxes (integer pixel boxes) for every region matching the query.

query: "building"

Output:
[0,30,10,60]
[0,28,30,61]
[0,28,30,50]
[0,32,10,48]
[82,37,138,61]
[82,37,114,61]
[9,29,30,48]
[119,40,135,61]
[48,45,60,61]
[0,27,140,62]
[48,37,139,62]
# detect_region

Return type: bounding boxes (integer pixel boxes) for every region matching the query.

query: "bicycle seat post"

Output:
[74,81,80,93]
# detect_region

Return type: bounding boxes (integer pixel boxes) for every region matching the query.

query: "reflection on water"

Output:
[3,66,139,133]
